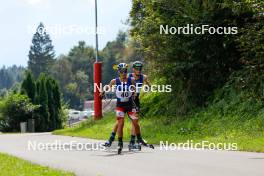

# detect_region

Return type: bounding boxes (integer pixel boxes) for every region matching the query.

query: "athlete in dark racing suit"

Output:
[101,63,146,152]
[103,61,150,149]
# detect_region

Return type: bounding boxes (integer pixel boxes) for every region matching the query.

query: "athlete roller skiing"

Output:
[101,61,154,154]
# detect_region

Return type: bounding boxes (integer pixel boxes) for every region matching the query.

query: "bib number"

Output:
[116,91,132,102]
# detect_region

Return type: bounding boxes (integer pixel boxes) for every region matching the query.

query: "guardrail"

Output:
[67,118,87,128]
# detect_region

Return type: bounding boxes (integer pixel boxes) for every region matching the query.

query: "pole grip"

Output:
[94,62,102,120]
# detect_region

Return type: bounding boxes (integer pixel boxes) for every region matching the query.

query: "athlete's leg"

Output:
[109,121,118,141]
[117,118,124,150]
[117,118,124,138]
[130,124,136,145]
[128,110,146,144]
[104,121,118,146]
[130,98,140,144]
[111,121,118,139]
[116,107,125,148]
[131,118,140,134]
[131,105,141,135]
[104,108,123,147]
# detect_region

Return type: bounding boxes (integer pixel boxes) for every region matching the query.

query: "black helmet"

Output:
[132,61,143,70]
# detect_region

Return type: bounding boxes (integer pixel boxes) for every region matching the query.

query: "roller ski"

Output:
[138,138,155,149]
[128,142,141,151]
[117,141,123,155]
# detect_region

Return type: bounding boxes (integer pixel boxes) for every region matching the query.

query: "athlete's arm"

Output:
[131,78,137,98]
[100,79,116,97]
[109,79,116,88]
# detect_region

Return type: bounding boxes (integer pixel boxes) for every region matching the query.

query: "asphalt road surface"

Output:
[0,133,264,176]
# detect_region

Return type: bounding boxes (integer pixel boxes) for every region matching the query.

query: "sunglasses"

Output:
[134,67,142,71]
[119,70,127,74]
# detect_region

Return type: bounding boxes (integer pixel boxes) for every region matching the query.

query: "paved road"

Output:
[0,133,264,176]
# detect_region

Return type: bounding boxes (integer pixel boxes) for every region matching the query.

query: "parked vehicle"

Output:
[82,109,94,118]
[68,109,81,120]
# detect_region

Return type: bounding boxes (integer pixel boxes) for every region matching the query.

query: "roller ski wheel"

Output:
[138,139,154,149]
[118,148,122,155]
[128,144,132,151]
[117,142,123,155]
[149,144,154,149]
[138,144,142,151]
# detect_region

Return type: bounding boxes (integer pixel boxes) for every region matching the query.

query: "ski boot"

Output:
[117,141,123,155]
[128,141,141,151]
[103,140,112,147]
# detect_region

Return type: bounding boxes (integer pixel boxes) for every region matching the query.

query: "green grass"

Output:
[54,90,264,153]
[53,107,264,152]
[0,153,75,176]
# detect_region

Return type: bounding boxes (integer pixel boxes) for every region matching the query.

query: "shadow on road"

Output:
[93,149,153,157]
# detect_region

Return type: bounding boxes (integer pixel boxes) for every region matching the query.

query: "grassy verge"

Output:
[0,153,75,176]
[53,106,264,152]
[54,89,264,153]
